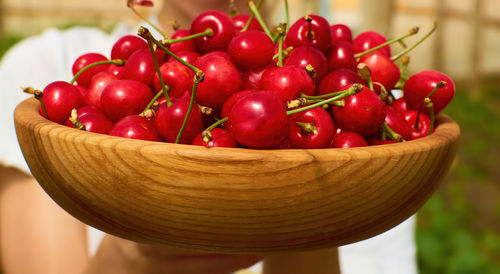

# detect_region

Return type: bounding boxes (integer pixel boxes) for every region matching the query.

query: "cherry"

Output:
[392,97,408,114]
[100,80,153,122]
[106,64,126,79]
[330,132,368,148]
[277,138,293,149]
[169,29,197,53]
[193,54,241,110]
[367,137,397,146]
[353,31,391,57]
[232,14,263,32]
[317,69,364,96]
[404,110,432,140]
[154,97,204,144]
[228,90,288,148]
[288,106,334,149]
[283,46,327,84]
[359,53,400,94]
[191,128,237,147]
[168,50,200,65]
[332,84,386,135]
[190,10,236,53]
[228,30,275,70]
[221,90,254,119]
[153,60,194,98]
[110,35,148,60]
[330,24,353,43]
[66,106,114,134]
[285,14,332,52]
[384,105,411,140]
[71,53,110,88]
[201,50,231,60]
[260,66,315,103]
[240,62,275,90]
[404,70,455,114]
[326,41,356,72]
[41,81,84,124]
[124,48,165,87]
[75,85,87,96]
[83,71,118,109]
[109,115,160,141]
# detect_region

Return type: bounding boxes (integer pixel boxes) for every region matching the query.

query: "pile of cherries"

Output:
[28,2,456,149]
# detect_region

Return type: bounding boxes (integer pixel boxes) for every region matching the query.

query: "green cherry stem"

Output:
[175,72,204,144]
[413,81,446,129]
[300,90,346,100]
[146,40,172,107]
[22,87,49,120]
[140,90,164,116]
[382,122,403,142]
[357,63,374,90]
[69,109,86,130]
[354,26,420,59]
[391,22,437,62]
[206,116,228,132]
[249,1,272,38]
[242,0,264,31]
[276,22,287,67]
[165,28,213,45]
[424,98,435,135]
[70,59,124,85]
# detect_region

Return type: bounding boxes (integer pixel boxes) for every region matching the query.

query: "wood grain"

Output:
[14,98,460,253]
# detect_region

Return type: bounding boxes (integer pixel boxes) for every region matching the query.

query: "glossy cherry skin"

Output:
[232,14,263,32]
[260,66,315,103]
[168,50,200,65]
[326,41,356,72]
[153,97,204,144]
[404,70,456,114]
[72,53,110,88]
[384,105,411,140]
[317,69,364,96]
[100,80,153,122]
[330,132,368,148]
[228,30,275,70]
[391,97,408,114]
[221,90,254,119]
[124,48,165,87]
[191,10,236,53]
[192,128,237,147]
[169,29,197,53]
[277,138,293,149]
[193,54,241,110]
[353,31,391,57]
[228,91,288,148]
[240,62,275,90]
[285,14,332,52]
[75,85,87,96]
[106,64,126,79]
[65,106,114,134]
[404,110,432,140]
[359,53,400,94]
[109,115,160,141]
[41,81,84,124]
[284,46,327,84]
[153,60,194,98]
[288,106,334,149]
[332,85,386,135]
[111,35,148,60]
[84,71,118,109]
[330,24,353,43]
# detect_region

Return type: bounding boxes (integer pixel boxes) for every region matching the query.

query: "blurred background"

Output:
[0,0,498,273]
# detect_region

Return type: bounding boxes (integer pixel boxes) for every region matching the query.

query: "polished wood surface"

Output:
[14,98,460,253]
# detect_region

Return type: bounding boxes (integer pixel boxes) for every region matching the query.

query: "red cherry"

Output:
[193,54,241,110]
[192,128,237,147]
[285,14,332,52]
[260,66,315,103]
[330,24,353,43]
[100,80,153,122]
[403,70,455,114]
[367,137,397,146]
[75,85,87,96]
[284,46,327,84]
[153,97,204,144]
[110,35,148,60]
[106,64,126,79]
[84,71,118,109]
[404,110,432,140]
[318,69,364,96]
[277,138,293,149]
[232,14,263,32]
[240,63,275,90]
[330,132,368,148]
[169,29,197,53]
[384,105,411,140]
[153,60,194,98]
[71,53,110,88]
[391,97,408,114]
[221,90,254,119]
[168,50,200,65]
[190,10,236,53]
[326,41,356,72]
[124,48,165,87]
[288,106,334,149]
[41,81,83,124]
[109,115,160,141]
[359,53,401,94]
[228,91,288,148]
[353,31,391,57]
[66,106,114,134]
[228,30,275,70]
[332,84,386,135]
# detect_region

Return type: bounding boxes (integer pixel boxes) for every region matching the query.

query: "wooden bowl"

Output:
[14,98,460,253]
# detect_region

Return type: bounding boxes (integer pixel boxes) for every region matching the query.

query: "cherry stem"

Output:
[357,63,374,90]
[69,109,86,130]
[141,90,164,116]
[284,0,290,28]
[373,82,389,102]
[22,87,50,120]
[242,0,264,32]
[304,15,314,40]
[413,81,446,129]
[138,26,203,75]
[382,122,403,142]
[165,28,213,45]
[272,46,293,59]
[206,117,228,132]
[276,22,287,67]
[70,59,124,85]
[394,56,411,89]
[296,122,318,135]
[128,4,166,38]
[175,73,204,144]
[354,26,419,59]
[424,98,435,135]
[305,64,316,83]
[146,40,172,107]
[287,84,363,116]
[391,22,437,61]
[249,1,272,38]
[300,90,345,100]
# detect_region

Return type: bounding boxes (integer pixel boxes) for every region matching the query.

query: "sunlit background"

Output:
[0,0,498,273]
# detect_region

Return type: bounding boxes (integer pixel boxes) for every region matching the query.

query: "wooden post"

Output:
[360,0,394,35]
[433,0,445,72]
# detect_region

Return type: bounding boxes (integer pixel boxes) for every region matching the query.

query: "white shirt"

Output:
[0,25,416,274]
